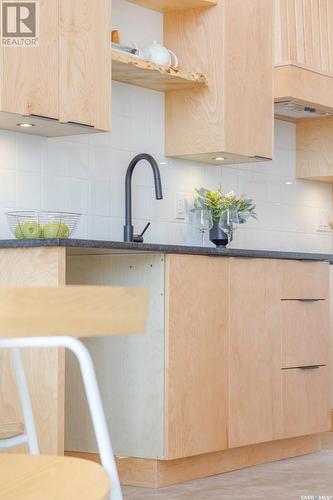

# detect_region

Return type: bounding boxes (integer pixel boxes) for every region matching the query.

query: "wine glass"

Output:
[193,208,213,246]
[219,207,239,246]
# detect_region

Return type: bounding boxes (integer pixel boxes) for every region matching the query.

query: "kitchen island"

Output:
[0,239,331,487]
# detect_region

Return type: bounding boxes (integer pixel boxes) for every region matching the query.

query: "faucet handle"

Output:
[133,222,151,243]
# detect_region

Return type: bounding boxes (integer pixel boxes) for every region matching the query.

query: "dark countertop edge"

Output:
[0,238,332,263]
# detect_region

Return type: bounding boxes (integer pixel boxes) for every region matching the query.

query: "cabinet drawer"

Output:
[281,300,329,368]
[282,366,330,438]
[279,261,329,299]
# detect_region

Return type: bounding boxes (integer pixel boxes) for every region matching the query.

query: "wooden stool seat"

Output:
[0,423,24,440]
[0,286,149,500]
[0,454,110,500]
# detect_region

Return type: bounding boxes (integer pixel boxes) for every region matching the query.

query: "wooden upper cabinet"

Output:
[59,0,111,130]
[164,254,229,459]
[274,0,333,119]
[275,1,333,181]
[164,0,274,165]
[296,116,333,183]
[1,0,59,119]
[0,0,111,136]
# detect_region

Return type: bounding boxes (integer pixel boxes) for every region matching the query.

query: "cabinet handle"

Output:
[297,299,323,302]
[66,121,95,129]
[29,114,58,122]
[280,298,324,302]
[250,155,273,161]
[299,365,321,370]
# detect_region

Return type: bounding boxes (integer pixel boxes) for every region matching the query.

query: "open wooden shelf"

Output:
[112,50,207,92]
[125,0,217,13]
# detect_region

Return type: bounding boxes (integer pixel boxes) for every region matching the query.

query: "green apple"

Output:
[42,222,70,239]
[15,221,42,239]
[15,225,24,239]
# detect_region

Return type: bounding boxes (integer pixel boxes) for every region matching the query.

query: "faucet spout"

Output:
[124,153,163,242]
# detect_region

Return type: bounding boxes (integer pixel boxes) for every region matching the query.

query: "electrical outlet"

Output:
[175,194,186,220]
[316,212,332,233]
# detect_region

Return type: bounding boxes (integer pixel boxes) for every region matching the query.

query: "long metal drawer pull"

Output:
[29,114,58,122]
[297,299,323,302]
[299,365,321,370]
[280,298,325,302]
[67,121,95,128]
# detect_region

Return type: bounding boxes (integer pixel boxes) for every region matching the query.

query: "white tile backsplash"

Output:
[0,170,16,208]
[0,110,330,252]
[16,134,42,173]
[0,0,329,253]
[16,171,41,209]
[0,131,16,170]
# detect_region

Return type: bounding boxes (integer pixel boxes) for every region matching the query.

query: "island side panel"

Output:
[65,252,165,458]
[0,247,66,454]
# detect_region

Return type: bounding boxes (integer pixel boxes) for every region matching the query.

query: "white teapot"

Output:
[140,40,178,68]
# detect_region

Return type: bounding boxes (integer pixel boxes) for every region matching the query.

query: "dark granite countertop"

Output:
[0,238,332,262]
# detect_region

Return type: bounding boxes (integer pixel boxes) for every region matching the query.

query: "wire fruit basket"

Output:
[6,211,81,239]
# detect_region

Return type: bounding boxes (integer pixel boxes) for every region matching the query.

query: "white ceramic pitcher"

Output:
[140,40,178,68]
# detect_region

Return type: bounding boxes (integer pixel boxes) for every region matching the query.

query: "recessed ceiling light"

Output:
[213,157,225,161]
[160,161,167,165]
[285,181,293,185]
[17,123,35,128]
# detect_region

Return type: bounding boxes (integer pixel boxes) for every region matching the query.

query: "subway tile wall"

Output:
[0,0,331,253]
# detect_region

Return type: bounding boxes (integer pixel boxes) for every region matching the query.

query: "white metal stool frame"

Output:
[0,336,123,500]
[0,347,39,454]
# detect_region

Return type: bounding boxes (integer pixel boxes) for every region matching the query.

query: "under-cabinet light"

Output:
[16,123,35,128]
[213,157,225,161]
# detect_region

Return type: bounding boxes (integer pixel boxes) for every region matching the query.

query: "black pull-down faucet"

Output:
[123,153,163,243]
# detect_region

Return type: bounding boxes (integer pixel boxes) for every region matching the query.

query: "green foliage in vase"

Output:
[191,187,257,224]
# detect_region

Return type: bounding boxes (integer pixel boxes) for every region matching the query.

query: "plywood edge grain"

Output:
[112,50,207,92]
[66,435,322,488]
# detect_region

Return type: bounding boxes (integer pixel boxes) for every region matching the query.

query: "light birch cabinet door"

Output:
[281,300,329,369]
[164,254,229,459]
[282,366,330,438]
[228,258,283,448]
[59,0,112,130]
[1,0,59,119]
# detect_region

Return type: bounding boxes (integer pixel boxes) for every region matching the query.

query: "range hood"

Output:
[274,100,333,121]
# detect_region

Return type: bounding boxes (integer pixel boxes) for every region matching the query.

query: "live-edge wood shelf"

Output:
[125,0,217,13]
[112,50,207,92]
